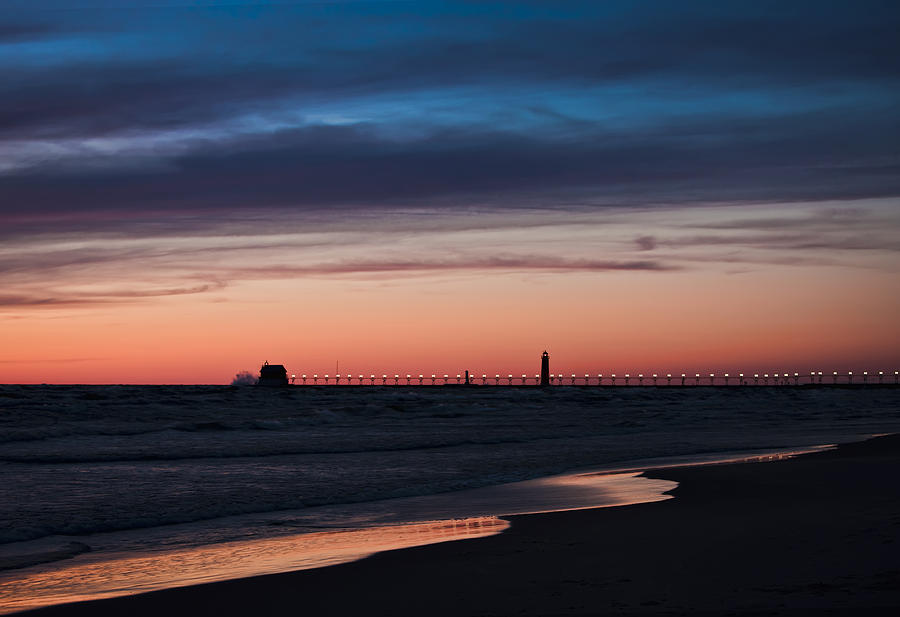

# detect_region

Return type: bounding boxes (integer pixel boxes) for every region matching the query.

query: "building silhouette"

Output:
[258,361,289,386]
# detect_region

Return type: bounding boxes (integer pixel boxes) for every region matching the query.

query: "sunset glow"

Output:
[1,1,899,384]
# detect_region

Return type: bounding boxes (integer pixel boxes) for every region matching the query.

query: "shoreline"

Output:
[18,434,900,615]
[0,445,831,612]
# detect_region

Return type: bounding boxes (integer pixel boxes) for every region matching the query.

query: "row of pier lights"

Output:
[288,370,900,386]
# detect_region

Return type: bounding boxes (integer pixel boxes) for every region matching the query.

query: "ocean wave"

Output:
[2,385,898,548]
[0,539,91,571]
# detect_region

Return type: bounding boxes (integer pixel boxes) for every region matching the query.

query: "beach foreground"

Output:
[24,435,900,616]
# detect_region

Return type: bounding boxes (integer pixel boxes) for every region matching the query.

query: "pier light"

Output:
[444,374,449,379]
[585,374,589,378]
[432,374,436,379]
[419,374,423,378]
[358,374,363,380]
[509,374,514,378]
[370,374,375,379]
[324,374,329,379]
[302,374,306,378]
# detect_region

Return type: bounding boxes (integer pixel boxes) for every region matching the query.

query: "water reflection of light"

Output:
[0,446,827,615]
[0,518,507,614]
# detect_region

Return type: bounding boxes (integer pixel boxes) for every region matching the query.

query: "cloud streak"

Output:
[0,1,898,224]
[1,1,898,319]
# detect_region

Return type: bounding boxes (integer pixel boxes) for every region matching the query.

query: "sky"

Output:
[1,0,898,384]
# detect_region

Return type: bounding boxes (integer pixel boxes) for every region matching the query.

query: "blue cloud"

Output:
[1,0,898,220]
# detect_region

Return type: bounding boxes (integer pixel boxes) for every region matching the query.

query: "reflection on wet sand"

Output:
[1,447,824,614]
[0,518,507,614]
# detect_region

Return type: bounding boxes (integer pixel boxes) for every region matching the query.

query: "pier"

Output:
[266,352,898,388]
[283,370,899,387]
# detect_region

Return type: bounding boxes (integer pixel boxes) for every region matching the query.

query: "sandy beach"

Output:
[19,433,899,616]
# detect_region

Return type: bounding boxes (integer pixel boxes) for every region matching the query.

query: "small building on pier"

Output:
[258,361,289,386]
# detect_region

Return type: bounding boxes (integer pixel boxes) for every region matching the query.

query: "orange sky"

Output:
[2,200,899,383]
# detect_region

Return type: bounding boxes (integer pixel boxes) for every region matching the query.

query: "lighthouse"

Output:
[540,351,550,387]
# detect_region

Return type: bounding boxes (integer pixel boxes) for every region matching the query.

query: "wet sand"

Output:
[23,434,900,616]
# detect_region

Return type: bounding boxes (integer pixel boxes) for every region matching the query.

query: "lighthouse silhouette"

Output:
[540,351,550,387]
